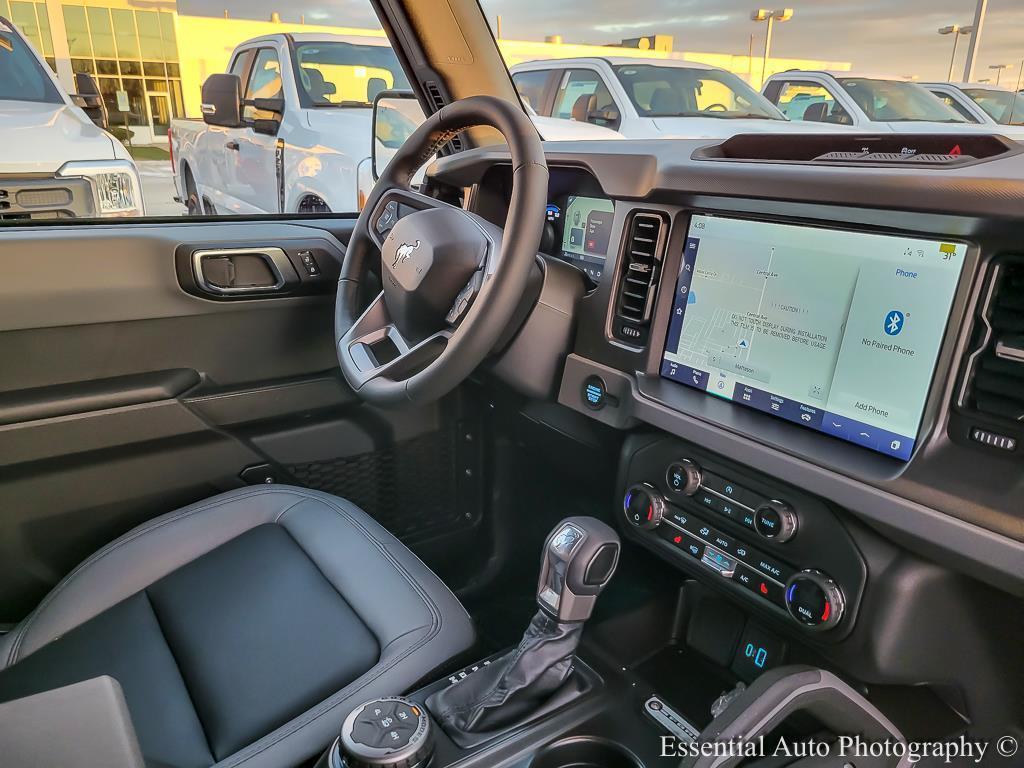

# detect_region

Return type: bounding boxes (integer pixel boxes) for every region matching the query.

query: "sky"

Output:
[178,0,1024,85]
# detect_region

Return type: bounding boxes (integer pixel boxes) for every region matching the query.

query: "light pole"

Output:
[989,64,1011,86]
[938,25,972,82]
[962,0,989,82]
[751,9,794,88]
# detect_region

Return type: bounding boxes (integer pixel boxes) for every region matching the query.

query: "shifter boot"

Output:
[428,610,583,733]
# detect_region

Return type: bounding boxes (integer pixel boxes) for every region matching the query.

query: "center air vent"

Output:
[611,212,667,345]
[960,259,1024,428]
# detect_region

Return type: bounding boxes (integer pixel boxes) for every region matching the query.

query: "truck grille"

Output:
[0,177,96,220]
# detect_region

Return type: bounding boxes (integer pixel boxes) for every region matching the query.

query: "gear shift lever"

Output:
[537,517,621,621]
[427,517,619,738]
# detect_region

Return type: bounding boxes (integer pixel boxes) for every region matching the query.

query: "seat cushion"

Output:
[0,486,475,768]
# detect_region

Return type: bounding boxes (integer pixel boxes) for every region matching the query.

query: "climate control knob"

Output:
[665,459,702,496]
[623,484,666,530]
[754,500,798,543]
[785,570,845,631]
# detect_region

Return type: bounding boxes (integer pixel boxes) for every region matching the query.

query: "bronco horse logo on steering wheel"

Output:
[393,240,421,269]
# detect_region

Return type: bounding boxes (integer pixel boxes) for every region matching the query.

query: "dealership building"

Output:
[2,0,850,145]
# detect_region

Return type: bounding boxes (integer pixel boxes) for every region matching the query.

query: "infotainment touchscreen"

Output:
[660,215,966,460]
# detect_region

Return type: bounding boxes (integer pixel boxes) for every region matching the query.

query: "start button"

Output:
[582,375,618,410]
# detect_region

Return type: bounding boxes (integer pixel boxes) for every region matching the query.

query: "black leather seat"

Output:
[0,486,475,768]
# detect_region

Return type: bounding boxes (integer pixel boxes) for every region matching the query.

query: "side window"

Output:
[512,70,551,113]
[930,91,977,122]
[228,50,253,79]
[243,48,282,121]
[773,81,851,125]
[552,69,616,125]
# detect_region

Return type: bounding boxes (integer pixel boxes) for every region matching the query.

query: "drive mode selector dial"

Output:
[785,570,845,631]
[338,696,433,768]
[624,483,666,530]
[753,500,798,543]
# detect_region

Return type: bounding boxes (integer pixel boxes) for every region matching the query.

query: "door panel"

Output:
[0,218,484,622]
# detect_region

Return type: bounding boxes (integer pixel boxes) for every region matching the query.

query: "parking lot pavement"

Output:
[137,160,186,217]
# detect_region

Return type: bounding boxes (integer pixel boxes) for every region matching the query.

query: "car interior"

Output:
[0,2,1022,768]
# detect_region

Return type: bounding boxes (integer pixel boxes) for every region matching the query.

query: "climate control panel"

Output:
[620,438,866,637]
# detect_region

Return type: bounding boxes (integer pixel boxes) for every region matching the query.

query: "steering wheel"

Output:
[703,103,729,112]
[335,95,548,407]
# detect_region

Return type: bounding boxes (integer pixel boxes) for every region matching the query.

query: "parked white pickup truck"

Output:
[171,33,621,216]
[0,17,144,219]
[509,57,850,139]
[763,71,1024,140]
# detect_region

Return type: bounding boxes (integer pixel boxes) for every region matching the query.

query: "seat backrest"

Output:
[802,101,829,122]
[571,93,595,122]
[302,67,335,103]
[650,86,683,114]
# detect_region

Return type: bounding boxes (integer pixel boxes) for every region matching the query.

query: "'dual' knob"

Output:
[785,570,845,631]
[754,500,798,543]
[623,483,665,530]
[338,697,433,768]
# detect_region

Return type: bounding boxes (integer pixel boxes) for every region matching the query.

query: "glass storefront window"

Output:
[71,57,94,74]
[86,6,116,59]
[143,61,165,77]
[96,59,118,75]
[166,63,180,78]
[34,2,52,57]
[10,1,40,52]
[111,8,139,60]
[120,60,142,77]
[62,5,91,57]
[158,11,176,62]
[134,11,161,60]
[145,78,167,92]
[121,78,146,126]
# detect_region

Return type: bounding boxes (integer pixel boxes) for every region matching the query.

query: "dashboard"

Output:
[441,137,1024,603]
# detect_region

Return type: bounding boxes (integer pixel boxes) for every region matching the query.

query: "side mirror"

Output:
[201,73,242,128]
[372,89,426,181]
[73,72,107,129]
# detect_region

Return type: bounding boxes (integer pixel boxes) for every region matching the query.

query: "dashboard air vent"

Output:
[959,259,1024,449]
[423,81,463,153]
[612,212,668,345]
[968,261,1024,422]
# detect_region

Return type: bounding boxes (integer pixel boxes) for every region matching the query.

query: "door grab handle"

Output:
[192,247,298,295]
[226,140,240,151]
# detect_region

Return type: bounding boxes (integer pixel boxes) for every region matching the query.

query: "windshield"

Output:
[839,78,966,122]
[294,41,410,107]
[614,64,783,119]
[0,20,63,104]
[963,88,1024,125]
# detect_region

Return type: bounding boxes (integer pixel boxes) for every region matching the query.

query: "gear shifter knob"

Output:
[536,517,620,622]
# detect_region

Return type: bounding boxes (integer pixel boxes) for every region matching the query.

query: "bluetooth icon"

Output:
[884,310,905,337]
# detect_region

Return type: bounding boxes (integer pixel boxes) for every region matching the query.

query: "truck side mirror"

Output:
[371,89,426,181]
[587,107,620,129]
[73,72,108,129]
[201,74,243,128]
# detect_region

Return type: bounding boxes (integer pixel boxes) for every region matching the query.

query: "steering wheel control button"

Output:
[375,200,399,235]
[623,483,665,529]
[666,459,702,495]
[754,500,798,543]
[339,696,433,768]
[785,570,845,631]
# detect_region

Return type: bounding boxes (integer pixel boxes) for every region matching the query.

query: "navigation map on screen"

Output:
[661,215,966,460]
